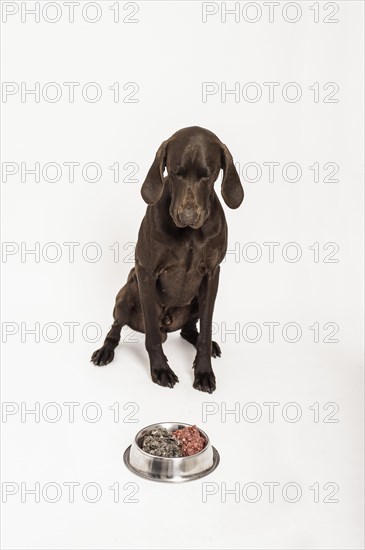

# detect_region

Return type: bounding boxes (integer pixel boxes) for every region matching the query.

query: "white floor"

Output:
[2,257,363,548]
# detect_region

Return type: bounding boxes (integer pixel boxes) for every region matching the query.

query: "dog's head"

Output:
[141,126,244,229]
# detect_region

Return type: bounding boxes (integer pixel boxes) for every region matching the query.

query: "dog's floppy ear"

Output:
[221,143,244,209]
[141,140,168,205]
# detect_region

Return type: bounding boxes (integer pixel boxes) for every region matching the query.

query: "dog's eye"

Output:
[175,168,186,178]
[197,171,209,179]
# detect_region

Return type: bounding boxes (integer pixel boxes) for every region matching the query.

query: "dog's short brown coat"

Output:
[91,126,244,393]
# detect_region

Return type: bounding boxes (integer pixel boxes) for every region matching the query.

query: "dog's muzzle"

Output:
[177,205,200,227]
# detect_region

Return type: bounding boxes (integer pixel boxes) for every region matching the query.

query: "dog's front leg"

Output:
[136,264,179,388]
[193,266,220,393]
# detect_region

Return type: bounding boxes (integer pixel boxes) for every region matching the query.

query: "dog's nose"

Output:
[178,206,199,226]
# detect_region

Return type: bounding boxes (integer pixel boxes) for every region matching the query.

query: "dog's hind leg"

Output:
[91,269,137,366]
[180,299,222,358]
[91,319,123,366]
[180,318,199,346]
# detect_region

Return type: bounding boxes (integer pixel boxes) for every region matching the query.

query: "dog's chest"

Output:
[156,241,209,305]
[157,266,202,306]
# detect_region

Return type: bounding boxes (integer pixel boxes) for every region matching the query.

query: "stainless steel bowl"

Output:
[123,422,220,483]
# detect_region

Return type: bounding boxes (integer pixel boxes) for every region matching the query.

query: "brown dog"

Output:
[91,126,244,393]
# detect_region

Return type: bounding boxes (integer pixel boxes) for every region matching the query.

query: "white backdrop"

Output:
[1,1,364,549]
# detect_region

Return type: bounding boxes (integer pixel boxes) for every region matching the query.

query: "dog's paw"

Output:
[151,363,179,388]
[211,341,221,358]
[193,370,216,394]
[91,346,115,366]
